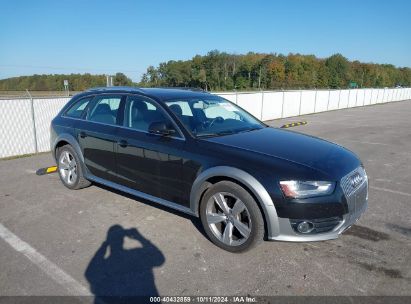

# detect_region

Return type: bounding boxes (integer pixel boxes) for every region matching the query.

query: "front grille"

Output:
[341,167,368,227]
[290,216,343,234]
[341,166,367,197]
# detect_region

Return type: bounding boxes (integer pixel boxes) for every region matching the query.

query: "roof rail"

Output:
[158,87,207,92]
[86,86,145,93]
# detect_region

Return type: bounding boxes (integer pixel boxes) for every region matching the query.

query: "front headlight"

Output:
[279,180,335,199]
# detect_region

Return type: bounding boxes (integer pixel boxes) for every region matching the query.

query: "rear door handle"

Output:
[118,139,128,148]
[79,131,87,138]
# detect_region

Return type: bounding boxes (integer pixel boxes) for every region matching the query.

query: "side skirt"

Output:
[86,174,197,217]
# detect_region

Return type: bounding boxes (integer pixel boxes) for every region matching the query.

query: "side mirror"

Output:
[148,121,176,136]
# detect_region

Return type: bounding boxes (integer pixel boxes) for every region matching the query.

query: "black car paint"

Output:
[51,88,361,220]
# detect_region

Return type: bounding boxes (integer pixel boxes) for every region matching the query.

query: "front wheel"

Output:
[200,181,265,252]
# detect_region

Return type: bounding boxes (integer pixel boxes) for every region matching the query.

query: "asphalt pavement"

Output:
[0,100,410,298]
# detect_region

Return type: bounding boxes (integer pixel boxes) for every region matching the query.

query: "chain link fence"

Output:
[0,97,69,158]
[1,88,410,158]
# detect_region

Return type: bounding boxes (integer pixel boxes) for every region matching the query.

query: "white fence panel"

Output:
[370,89,376,104]
[362,89,371,106]
[387,89,392,102]
[34,98,69,152]
[348,89,357,107]
[392,89,397,101]
[356,89,365,106]
[367,89,373,104]
[339,90,350,108]
[236,92,262,119]
[314,90,329,112]
[384,89,390,102]
[282,91,301,117]
[300,90,316,115]
[0,99,36,158]
[217,92,237,104]
[385,89,390,102]
[363,89,372,105]
[328,90,340,110]
[379,89,385,103]
[261,91,283,120]
[395,89,400,101]
[380,89,385,103]
[378,89,385,103]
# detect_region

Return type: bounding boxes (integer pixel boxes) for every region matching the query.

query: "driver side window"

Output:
[124,95,178,135]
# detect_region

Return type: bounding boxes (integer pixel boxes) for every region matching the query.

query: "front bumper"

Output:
[268,167,368,242]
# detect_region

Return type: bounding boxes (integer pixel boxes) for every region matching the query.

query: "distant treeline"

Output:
[1,51,410,92]
[0,73,132,91]
[139,51,411,91]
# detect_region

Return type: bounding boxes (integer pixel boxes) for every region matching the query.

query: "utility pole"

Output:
[63,80,69,96]
[106,75,113,87]
[26,89,38,153]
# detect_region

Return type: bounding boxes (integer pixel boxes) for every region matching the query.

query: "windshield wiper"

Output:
[196,127,262,138]
[196,130,236,138]
[237,127,262,133]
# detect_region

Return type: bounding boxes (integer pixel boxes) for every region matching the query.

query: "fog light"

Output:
[297,221,314,234]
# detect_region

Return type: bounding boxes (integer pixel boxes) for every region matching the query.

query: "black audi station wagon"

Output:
[51,87,368,252]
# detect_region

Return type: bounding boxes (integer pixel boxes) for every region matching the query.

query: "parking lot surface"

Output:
[1,100,410,297]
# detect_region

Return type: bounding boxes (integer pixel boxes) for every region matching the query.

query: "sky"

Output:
[0,0,410,82]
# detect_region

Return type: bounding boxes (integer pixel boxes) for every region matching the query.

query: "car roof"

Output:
[85,86,211,101]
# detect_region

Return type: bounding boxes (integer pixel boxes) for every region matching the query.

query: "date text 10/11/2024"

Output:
[149,296,257,303]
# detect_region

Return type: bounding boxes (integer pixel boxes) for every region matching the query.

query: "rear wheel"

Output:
[57,145,90,190]
[200,181,264,252]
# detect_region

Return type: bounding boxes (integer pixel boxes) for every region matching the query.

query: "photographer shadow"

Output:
[85,225,165,302]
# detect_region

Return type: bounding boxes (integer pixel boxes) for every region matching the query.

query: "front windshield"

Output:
[165,96,265,137]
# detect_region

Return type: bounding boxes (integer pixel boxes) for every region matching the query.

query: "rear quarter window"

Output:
[64,97,93,118]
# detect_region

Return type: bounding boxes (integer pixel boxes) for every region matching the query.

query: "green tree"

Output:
[325,54,349,88]
[113,73,132,86]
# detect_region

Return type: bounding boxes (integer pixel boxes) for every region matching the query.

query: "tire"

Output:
[200,181,265,253]
[57,144,91,190]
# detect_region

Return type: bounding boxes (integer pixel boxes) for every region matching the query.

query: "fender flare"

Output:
[52,133,87,173]
[189,166,280,238]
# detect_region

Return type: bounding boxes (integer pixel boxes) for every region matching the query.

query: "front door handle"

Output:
[79,131,87,138]
[118,139,128,148]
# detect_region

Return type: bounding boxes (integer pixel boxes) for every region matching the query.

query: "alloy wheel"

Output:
[205,192,252,246]
[59,151,78,185]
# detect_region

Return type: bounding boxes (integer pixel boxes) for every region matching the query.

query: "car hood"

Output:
[204,127,360,179]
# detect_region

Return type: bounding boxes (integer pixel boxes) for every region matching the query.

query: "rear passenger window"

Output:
[88,96,122,125]
[65,97,92,118]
